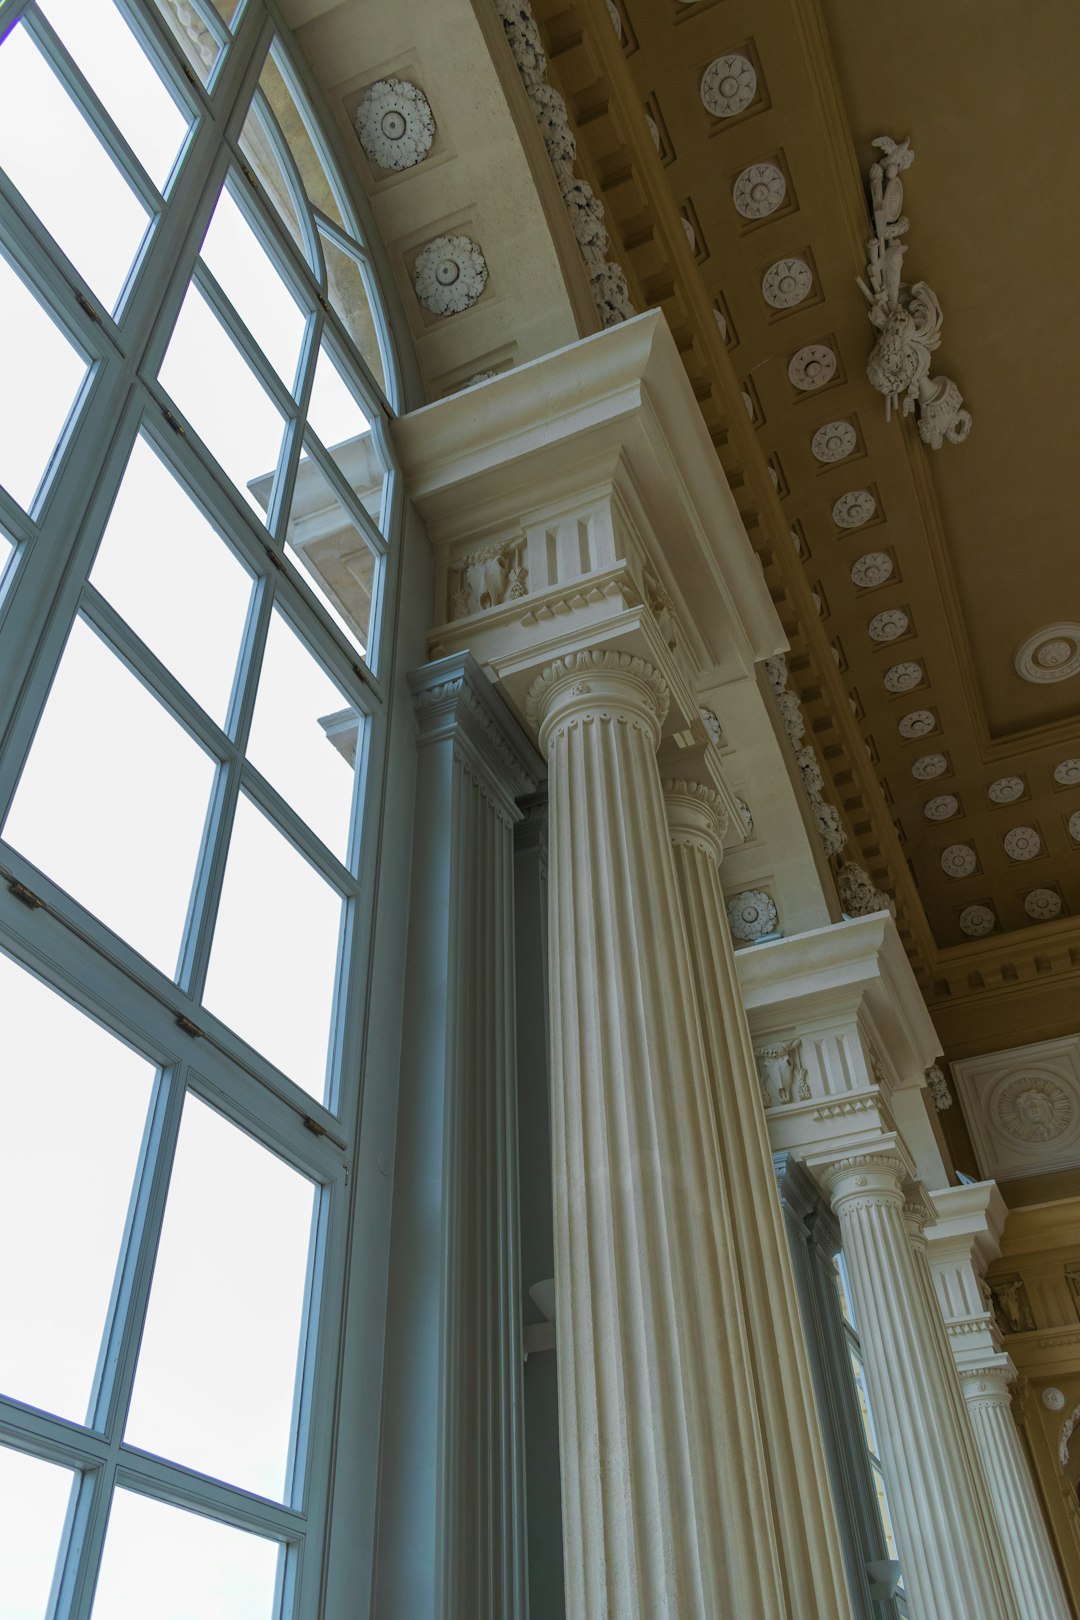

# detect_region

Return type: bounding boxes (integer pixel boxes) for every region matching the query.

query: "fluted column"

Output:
[663,778,855,1619]
[528,648,787,1620]
[820,1153,1018,1620]
[961,1367,1072,1618]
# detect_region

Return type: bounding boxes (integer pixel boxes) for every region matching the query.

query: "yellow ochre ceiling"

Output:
[599,0,1080,959]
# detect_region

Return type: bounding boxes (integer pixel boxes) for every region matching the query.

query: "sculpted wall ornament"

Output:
[354,78,435,171]
[858,135,972,449]
[413,234,488,316]
[833,489,876,529]
[1003,825,1041,862]
[850,551,893,589]
[811,421,856,463]
[923,794,958,821]
[868,608,909,642]
[788,343,836,391]
[493,0,634,328]
[883,660,923,693]
[1025,888,1063,921]
[959,904,996,938]
[701,54,757,118]
[736,797,754,838]
[1054,758,1080,787]
[698,707,724,748]
[727,889,779,944]
[1014,624,1080,685]
[988,775,1025,804]
[1043,1387,1067,1412]
[924,1063,953,1111]
[912,752,947,780]
[762,256,812,309]
[733,162,786,220]
[994,1074,1073,1144]
[990,1276,1037,1337]
[448,538,528,619]
[940,842,977,878]
[898,708,935,738]
[754,1039,810,1107]
[836,860,895,918]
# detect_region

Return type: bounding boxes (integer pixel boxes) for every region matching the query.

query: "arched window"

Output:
[0,1,402,1612]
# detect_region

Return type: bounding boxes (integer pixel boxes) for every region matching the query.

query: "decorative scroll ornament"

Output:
[811,421,856,463]
[941,842,977,878]
[836,860,895,918]
[912,752,947,780]
[727,889,779,943]
[858,136,971,448]
[788,344,836,391]
[959,904,996,937]
[762,256,812,308]
[995,1074,1073,1144]
[354,78,435,171]
[701,54,757,118]
[733,162,786,220]
[414,234,487,315]
[851,550,893,588]
[1014,624,1080,684]
[869,608,908,642]
[925,1063,953,1111]
[1025,887,1063,920]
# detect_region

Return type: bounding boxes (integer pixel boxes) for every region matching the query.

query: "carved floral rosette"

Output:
[354,78,435,172]
[494,0,634,328]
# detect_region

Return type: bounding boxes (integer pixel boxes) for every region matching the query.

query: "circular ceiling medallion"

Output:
[851,550,893,588]
[1043,1387,1067,1411]
[1025,887,1063,921]
[713,307,728,341]
[833,489,876,529]
[899,708,936,738]
[811,420,856,463]
[1004,825,1041,861]
[959,903,996,937]
[681,215,697,251]
[924,794,959,821]
[1015,624,1080,684]
[1054,758,1080,787]
[912,753,948,780]
[413,233,488,315]
[941,843,977,878]
[788,344,836,391]
[762,256,811,308]
[995,1074,1073,1144]
[727,889,779,943]
[741,389,754,420]
[869,609,908,642]
[1069,809,1080,843]
[884,661,923,694]
[988,775,1025,804]
[734,164,786,221]
[646,113,661,152]
[606,0,622,36]
[354,77,436,172]
[701,54,757,118]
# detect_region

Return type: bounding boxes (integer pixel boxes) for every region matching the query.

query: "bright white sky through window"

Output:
[0,2,380,1612]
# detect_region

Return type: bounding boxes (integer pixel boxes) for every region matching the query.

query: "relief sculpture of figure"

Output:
[857,135,972,449]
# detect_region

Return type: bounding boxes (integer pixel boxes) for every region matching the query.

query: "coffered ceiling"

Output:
[598,0,1080,963]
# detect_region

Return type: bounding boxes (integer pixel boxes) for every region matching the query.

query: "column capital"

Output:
[525,647,670,753]
[960,1363,1015,1408]
[902,1182,936,1249]
[662,777,728,864]
[817,1148,909,1213]
[410,652,544,819]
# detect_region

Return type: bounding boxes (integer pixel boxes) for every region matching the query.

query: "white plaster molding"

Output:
[788,343,837,391]
[413,233,488,316]
[701,54,757,118]
[1014,624,1080,684]
[952,1034,1080,1182]
[733,162,786,220]
[762,256,812,308]
[354,77,435,171]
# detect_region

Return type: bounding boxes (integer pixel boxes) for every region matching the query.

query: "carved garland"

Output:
[493,0,635,328]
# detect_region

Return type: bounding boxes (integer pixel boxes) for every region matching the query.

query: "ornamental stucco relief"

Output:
[924,1063,953,1111]
[754,1039,810,1106]
[883,660,923,693]
[762,256,812,309]
[354,78,435,172]
[1054,758,1080,787]
[701,54,757,118]
[987,775,1025,804]
[1025,888,1063,921]
[959,904,996,937]
[923,794,958,821]
[736,797,754,838]
[788,344,836,391]
[898,708,935,738]
[869,608,908,642]
[833,489,876,529]
[940,843,977,878]
[727,889,778,943]
[1003,825,1041,862]
[733,162,786,220]
[850,551,893,588]
[811,421,856,463]
[1014,624,1080,684]
[836,860,894,918]
[1070,810,1080,844]
[994,1074,1073,1144]
[912,752,947,780]
[413,234,488,315]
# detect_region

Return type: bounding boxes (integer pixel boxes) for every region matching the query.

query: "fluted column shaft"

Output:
[961,1368,1072,1619]
[530,649,787,1620]
[663,779,855,1620]
[823,1156,1017,1620]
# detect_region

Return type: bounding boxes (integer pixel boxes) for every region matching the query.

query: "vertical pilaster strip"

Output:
[527,649,787,1620]
[376,653,539,1620]
[662,778,856,1620]
[821,1155,1018,1620]
[960,1369,1072,1620]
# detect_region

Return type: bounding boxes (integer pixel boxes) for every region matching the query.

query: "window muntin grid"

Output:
[0,1,401,1612]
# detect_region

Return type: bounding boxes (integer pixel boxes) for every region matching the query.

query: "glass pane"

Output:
[0,1445,75,1619]
[306,343,374,479]
[0,23,150,308]
[200,185,307,389]
[247,609,359,860]
[37,0,191,192]
[286,453,378,657]
[90,435,252,725]
[239,97,307,260]
[159,284,285,516]
[320,229,387,398]
[204,794,342,1098]
[91,1489,279,1620]
[0,254,88,512]
[146,0,224,86]
[125,1094,315,1498]
[3,617,216,974]
[258,44,346,228]
[0,952,156,1421]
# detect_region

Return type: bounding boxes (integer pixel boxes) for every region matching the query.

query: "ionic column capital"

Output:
[819,1150,908,1213]
[960,1364,1015,1409]
[662,777,728,865]
[525,647,670,754]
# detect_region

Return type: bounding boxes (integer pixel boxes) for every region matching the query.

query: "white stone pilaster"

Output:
[375,654,540,1620]
[662,778,855,1619]
[927,1185,1072,1619]
[820,1151,1017,1620]
[531,650,787,1620]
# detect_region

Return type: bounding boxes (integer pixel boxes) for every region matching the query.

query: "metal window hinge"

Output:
[302,1115,348,1152]
[181,62,198,87]
[352,661,371,687]
[175,1013,203,1038]
[240,162,258,189]
[8,879,44,910]
[316,293,329,312]
[75,290,100,323]
[161,406,185,436]
[262,544,284,572]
